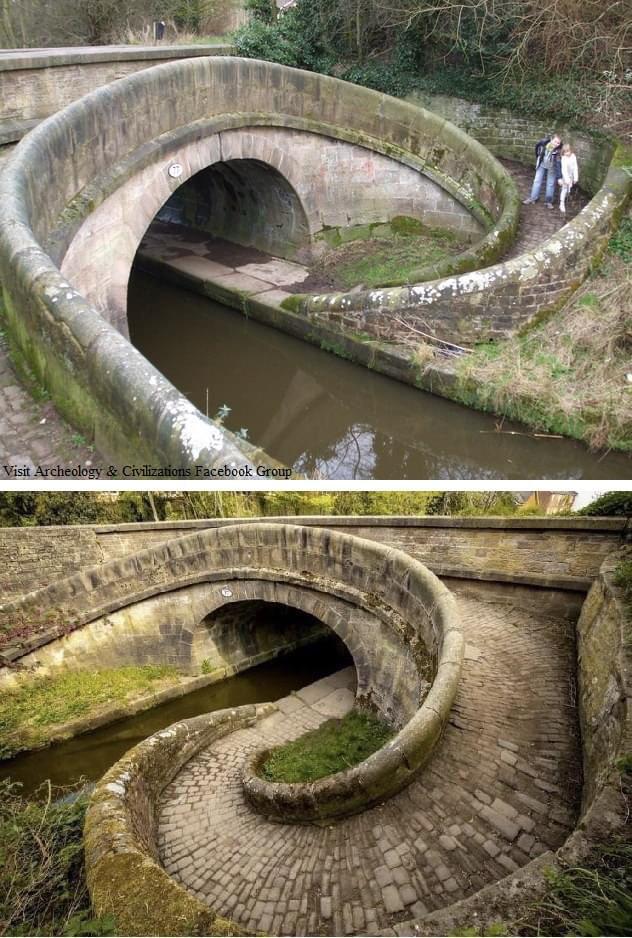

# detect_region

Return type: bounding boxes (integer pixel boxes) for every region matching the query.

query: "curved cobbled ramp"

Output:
[156,596,580,936]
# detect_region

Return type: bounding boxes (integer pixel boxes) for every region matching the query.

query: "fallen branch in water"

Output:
[479,429,565,438]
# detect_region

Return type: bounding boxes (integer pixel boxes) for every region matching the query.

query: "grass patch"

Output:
[0,779,115,936]
[456,246,632,452]
[259,709,394,783]
[312,228,466,290]
[0,665,180,758]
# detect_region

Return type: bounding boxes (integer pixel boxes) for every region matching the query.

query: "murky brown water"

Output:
[128,270,631,479]
[0,636,352,798]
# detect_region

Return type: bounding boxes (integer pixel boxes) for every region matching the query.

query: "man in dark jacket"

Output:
[523,133,562,209]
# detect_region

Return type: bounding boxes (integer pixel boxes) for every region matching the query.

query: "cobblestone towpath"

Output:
[158,594,581,937]
[0,332,103,477]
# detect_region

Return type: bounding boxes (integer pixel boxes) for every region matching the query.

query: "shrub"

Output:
[0,779,116,936]
[578,492,632,517]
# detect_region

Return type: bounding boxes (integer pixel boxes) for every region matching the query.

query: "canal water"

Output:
[128,271,630,479]
[0,636,352,798]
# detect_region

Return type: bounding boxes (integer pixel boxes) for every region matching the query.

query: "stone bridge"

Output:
[0,49,629,471]
[0,515,629,935]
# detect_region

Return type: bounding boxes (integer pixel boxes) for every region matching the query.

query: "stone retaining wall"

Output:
[407,91,614,197]
[0,516,626,606]
[575,550,631,817]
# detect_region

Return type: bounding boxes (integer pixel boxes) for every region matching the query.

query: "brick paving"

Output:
[157,595,581,936]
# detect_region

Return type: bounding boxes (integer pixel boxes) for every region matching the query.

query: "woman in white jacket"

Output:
[558,143,579,214]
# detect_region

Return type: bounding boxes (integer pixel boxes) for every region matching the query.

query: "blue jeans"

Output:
[530,163,557,203]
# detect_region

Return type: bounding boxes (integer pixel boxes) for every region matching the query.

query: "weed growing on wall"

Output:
[521,842,632,936]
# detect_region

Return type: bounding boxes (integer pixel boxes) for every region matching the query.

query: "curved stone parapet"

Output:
[241,593,461,821]
[0,524,461,721]
[84,705,259,936]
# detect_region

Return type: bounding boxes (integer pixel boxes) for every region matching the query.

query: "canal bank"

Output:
[128,267,632,479]
[0,635,352,794]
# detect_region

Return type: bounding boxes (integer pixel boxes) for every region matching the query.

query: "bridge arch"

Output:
[157,157,313,261]
[0,523,462,814]
[0,55,519,468]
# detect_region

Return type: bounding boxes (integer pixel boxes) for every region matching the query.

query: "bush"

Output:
[0,779,115,936]
[578,492,632,517]
[523,842,632,936]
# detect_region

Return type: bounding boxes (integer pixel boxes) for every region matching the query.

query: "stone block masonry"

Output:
[0,515,626,604]
[0,45,234,134]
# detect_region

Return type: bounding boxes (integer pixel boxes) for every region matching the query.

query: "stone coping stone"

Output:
[82,515,629,533]
[0,44,235,72]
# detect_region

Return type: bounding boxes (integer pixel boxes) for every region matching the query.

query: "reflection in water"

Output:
[0,636,352,798]
[128,270,631,479]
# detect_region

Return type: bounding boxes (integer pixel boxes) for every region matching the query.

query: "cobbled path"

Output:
[157,595,581,937]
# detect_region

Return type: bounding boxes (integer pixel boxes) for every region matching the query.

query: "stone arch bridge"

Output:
[0,49,629,471]
[0,515,629,935]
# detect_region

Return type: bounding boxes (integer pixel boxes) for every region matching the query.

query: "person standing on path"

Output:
[558,143,579,214]
[523,133,562,209]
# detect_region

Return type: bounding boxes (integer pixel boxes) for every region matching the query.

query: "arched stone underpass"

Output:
[157,159,313,262]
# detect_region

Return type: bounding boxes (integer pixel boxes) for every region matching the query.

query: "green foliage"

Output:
[0,666,179,757]
[200,658,213,674]
[613,558,632,622]
[609,218,632,264]
[0,492,171,527]
[244,0,275,24]
[260,709,394,782]
[232,0,629,130]
[0,779,116,936]
[525,843,632,936]
[426,492,522,515]
[0,490,551,526]
[578,492,632,517]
